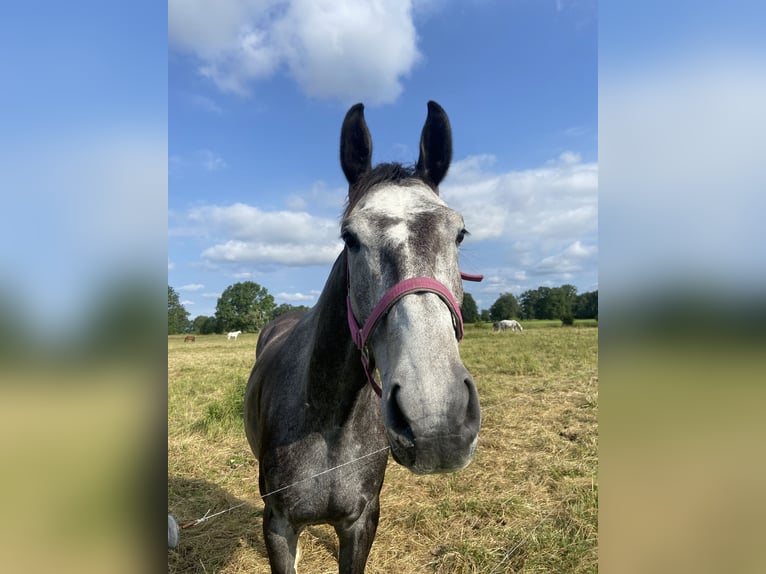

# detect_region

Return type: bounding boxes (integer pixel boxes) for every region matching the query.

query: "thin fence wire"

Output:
[180,446,391,529]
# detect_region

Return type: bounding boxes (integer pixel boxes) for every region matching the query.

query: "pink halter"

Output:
[346,259,483,397]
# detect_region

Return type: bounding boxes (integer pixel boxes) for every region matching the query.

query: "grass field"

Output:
[168,322,598,573]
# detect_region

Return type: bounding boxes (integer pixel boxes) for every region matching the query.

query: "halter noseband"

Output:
[346,257,483,397]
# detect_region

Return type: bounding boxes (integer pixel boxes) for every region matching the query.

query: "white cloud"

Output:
[168,0,264,58]
[176,202,344,266]
[181,300,195,306]
[478,273,526,298]
[178,283,205,292]
[187,203,339,244]
[202,240,342,265]
[285,196,307,211]
[564,125,589,137]
[564,240,595,258]
[276,291,318,302]
[442,152,598,243]
[555,151,581,165]
[445,152,597,294]
[169,0,421,104]
[530,240,598,277]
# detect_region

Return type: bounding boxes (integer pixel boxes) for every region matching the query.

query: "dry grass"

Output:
[168,325,597,573]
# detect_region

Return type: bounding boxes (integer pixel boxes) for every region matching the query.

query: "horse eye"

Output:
[341,230,360,250]
[456,229,468,245]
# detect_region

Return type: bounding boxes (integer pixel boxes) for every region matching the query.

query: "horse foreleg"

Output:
[263,503,301,574]
[335,498,380,574]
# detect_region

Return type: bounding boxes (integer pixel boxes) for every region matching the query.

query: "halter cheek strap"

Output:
[346,260,483,397]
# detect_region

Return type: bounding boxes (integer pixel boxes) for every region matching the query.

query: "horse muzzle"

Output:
[384,375,481,474]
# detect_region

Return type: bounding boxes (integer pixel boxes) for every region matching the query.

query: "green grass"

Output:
[467,319,597,330]
[194,376,248,436]
[168,325,598,573]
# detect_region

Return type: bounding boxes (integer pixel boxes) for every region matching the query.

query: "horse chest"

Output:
[264,433,386,526]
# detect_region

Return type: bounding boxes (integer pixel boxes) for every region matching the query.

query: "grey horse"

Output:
[245,101,481,574]
[494,319,523,332]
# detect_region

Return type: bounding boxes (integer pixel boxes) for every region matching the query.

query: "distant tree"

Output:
[519,289,539,320]
[536,287,562,320]
[215,282,276,333]
[480,309,491,322]
[192,315,205,333]
[168,286,190,334]
[520,286,576,320]
[489,293,520,321]
[200,316,221,334]
[460,293,479,323]
[560,284,578,317]
[574,290,598,319]
[192,315,212,334]
[271,303,311,321]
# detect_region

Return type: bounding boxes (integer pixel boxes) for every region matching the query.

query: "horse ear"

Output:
[416,100,452,190]
[340,103,372,187]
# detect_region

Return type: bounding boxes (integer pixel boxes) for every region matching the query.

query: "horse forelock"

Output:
[343,162,437,220]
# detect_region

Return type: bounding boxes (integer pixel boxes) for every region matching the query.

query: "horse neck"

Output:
[307,250,369,404]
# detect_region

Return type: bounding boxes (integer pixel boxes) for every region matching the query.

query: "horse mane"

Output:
[343,162,436,219]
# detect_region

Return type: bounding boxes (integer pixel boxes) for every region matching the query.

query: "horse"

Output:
[244,101,482,574]
[184,335,196,342]
[227,330,242,341]
[494,319,523,332]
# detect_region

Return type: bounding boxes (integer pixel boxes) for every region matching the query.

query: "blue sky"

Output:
[170,0,598,318]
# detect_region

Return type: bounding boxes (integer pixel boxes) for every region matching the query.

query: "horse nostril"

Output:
[463,377,482,432]
[387,385,414,448]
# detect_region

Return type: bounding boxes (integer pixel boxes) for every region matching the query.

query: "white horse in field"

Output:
[227,330,242,341]
[493,319,523,332]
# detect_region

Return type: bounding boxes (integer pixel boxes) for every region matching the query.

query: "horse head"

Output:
[340,101,481,474]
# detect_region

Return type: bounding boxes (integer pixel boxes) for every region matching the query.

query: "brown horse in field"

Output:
[184,335,196,342]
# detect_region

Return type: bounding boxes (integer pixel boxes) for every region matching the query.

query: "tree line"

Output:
[168,283,309,335]
[460,284,597,324]
[168,281,598,335]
